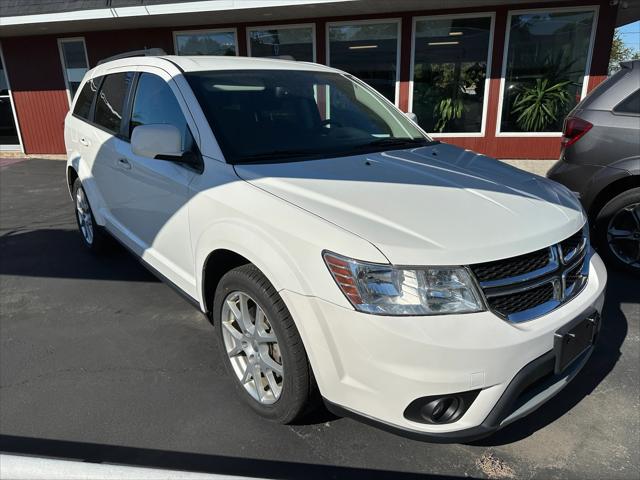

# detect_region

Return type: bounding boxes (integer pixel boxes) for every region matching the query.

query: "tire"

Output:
[72,178,109,253]
[213,264,319,423]
[593,187,640,275]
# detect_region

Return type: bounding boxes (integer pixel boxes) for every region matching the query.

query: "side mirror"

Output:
[405,112,418,124]
[131,124,183,160]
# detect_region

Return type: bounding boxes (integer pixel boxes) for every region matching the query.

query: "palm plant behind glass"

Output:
[512,78,572,131]
[510,52,578,132]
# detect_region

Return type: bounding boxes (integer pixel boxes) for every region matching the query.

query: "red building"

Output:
[0,0,637,158]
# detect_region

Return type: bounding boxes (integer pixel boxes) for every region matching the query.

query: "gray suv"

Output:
[548,60,640,273]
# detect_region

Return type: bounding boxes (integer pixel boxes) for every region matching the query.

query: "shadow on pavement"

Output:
[471,268,636,446]
[0,435,459,480]
[0,229,157,283]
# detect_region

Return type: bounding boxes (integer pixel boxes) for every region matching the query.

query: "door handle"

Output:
[117,158,132,170]
[79,137,89,147]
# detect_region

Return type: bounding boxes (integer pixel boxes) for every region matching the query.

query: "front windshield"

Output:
[186,69,433,163]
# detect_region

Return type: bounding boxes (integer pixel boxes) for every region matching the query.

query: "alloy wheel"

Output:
[221,291,284,404]
[607,202,640,269]
[76,187,94,245]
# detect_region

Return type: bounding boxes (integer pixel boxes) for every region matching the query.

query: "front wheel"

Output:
[594,187,640,274]
[213,264,319,423]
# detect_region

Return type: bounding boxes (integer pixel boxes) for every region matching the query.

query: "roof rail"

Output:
[97,48,167,65]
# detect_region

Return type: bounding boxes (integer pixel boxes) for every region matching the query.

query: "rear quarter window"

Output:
[93,72,134,134]
[73,76,102,121]
[613,89,640,116]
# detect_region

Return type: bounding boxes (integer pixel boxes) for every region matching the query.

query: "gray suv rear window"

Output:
[614,89,640,115]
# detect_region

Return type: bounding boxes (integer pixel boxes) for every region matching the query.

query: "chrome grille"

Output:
[560,228,588,264]
[470,226,589,323]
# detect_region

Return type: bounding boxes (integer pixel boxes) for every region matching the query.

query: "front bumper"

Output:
[281,251,607,442]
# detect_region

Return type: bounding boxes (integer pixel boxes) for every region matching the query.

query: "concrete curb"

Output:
[501,159,557,176]
[0,153,67,160]
[0,454,255,480]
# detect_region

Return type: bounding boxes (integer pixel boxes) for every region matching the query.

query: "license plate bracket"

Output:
[554,310,599,374]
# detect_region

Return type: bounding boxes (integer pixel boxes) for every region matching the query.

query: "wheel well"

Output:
[67,166,78,193]
[202,249,251,317]
[589,175,640,222]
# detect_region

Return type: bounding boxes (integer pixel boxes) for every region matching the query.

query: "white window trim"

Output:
[57,36,90,106]
[0,42,24,152]
[408,12,496,138]
[246,23,316,62]
[326,18,402,107]
[173,28,239,56]
[495,5,599,137]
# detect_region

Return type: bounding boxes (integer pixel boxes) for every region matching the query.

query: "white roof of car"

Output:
[93,54,338,75]
[166,55,336,72]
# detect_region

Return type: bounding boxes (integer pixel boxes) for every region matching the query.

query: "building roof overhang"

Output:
[3,0,633,38]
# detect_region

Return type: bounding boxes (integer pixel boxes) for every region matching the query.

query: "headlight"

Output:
[323,252,485,316]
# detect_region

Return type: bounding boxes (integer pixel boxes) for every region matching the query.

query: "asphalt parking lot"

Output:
[1,158,639,479]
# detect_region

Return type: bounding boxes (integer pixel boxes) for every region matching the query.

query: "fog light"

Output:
[422,396,460,423]
[404,390,480,425]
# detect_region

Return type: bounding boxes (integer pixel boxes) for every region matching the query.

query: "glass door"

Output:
[0,44,22,151]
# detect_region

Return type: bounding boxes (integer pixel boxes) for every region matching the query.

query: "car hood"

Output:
[234,143,586,265]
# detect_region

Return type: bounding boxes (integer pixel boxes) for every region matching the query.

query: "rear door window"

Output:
[73,76,102,121]
[94,72,134,135]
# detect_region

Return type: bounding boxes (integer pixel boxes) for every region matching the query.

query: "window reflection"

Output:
[249,26,314,62]
[175,31,237,56]
[328,22,399,103]
[412,16,491,134]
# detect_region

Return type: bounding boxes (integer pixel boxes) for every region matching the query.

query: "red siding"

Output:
[11,91,68,154]
[316,20,327,64]
[237,25,248,56]
[2,35,69,154]
[398,16,413,112]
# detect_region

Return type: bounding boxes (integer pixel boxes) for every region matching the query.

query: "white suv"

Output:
[64,54,607,442]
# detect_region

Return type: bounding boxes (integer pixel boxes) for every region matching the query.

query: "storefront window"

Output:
[58,38,89,102]
[328,21,399,103]
[0,45,21,148]
[174,30,237,56]
[412,16,492,134]
[248,26,314,62]
[500,10,595,133]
